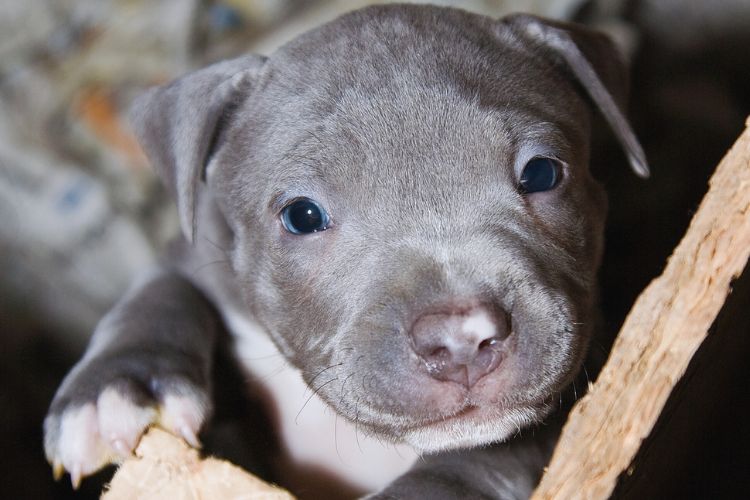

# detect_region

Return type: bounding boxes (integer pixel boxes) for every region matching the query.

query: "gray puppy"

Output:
[44,4,647,498]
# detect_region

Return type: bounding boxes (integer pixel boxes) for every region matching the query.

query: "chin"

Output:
[400,403,551,453]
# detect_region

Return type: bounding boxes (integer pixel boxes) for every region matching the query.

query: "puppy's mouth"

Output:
[408,402,481,428]
[401,390,545,429]
[397,398,552,452]
[347,384,552,452]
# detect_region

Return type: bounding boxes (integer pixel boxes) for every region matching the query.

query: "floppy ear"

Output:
[130,55,267,243]
[505,14,649,178]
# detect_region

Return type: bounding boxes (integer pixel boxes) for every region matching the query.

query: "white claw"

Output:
[111,438,132,458]
[179,424,201,449]
[160,393,207,449]
[70,463,82,490]
[57,404,110,482]
[97,387,155,457]
[52,461,64,481]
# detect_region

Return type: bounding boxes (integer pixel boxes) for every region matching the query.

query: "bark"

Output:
[103,428,294,500]
[532,118,750,499]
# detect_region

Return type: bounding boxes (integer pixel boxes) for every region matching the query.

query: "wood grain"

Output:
[103,428,295,500]
[532,118,750,499]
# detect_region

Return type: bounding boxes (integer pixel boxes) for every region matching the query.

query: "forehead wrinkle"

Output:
[512,97,589,155]
[521,122,569,149]
[267,129,331,193]
[331,88,511,165]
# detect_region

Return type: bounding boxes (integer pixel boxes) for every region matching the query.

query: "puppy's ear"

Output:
[505,15,649,178]
[130,55,267,243]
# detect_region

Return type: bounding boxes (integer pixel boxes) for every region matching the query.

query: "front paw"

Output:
[43,347,211,488]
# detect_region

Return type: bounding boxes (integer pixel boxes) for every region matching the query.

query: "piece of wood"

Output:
[103,427,295,500]
[532,118,750,499]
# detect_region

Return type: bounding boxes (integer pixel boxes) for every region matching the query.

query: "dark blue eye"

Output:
[519,157,562,194]
[281,198,330,234]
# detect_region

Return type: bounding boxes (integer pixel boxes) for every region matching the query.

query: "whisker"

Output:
[295,376,338,425]
[237,352,285,362]
[340,372,356,400]
[192,259,230,274]
[304,363,343,398]
[200,235,230,254]
[354,404,363,453]
[242,362,289,384]
[334,412,342,463]
[583,365,592,388]
[591,338,609,357]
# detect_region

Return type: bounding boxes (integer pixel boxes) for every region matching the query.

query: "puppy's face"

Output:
[209,8,608,451]
[134,5,645,452]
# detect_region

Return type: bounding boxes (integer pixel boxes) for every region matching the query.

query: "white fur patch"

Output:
[55,404,113,486]
[97,388,156,453]
[47,384,208,486]
[160,393,208,448]
[225,309,417,493]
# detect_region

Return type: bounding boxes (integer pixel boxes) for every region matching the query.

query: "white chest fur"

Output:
[223,309,417,493]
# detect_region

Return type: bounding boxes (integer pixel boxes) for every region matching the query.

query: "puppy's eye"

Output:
[519,157,562,194]
[281,198,330,234]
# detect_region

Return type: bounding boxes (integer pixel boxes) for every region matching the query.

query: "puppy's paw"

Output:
[44,352,210,488]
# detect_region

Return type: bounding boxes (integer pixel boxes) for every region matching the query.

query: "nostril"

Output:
[429,346,450,359]
[493,307,512,341]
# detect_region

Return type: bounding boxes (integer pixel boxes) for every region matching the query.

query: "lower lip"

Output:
[410,404,482,431]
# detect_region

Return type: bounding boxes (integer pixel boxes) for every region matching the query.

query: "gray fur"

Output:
[45,5,645,498]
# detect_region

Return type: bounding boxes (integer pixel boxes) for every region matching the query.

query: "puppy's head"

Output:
[132,5,647,452]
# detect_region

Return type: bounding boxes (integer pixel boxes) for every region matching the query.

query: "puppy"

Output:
[44,5,647,498]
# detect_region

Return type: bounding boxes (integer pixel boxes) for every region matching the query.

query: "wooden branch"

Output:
[103,428,295,499]
[532,118,750,499]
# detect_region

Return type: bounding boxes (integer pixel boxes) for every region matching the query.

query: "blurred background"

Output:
[1,0,749,498]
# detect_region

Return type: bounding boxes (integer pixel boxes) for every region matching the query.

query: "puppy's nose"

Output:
[410,303,509,388]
